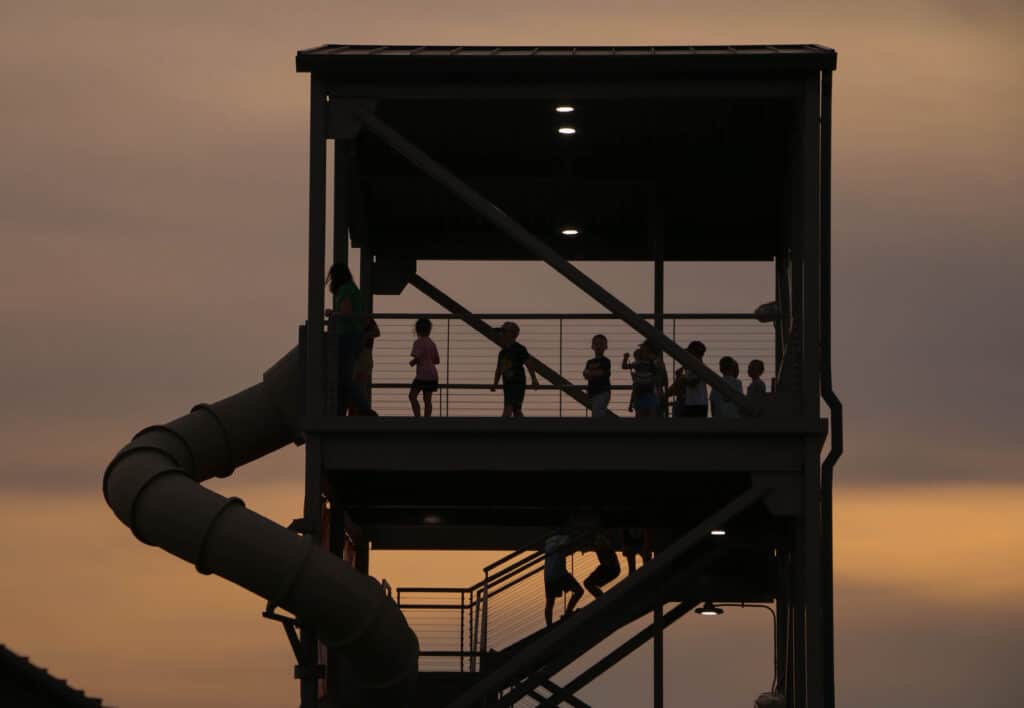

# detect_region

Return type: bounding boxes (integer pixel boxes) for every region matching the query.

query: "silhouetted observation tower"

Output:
[104,44,841,708]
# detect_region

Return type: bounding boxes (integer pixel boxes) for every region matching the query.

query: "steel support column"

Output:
[797,72,825,708]
[301,76,328,708]
[348,106,755,415]
[653,603,664,708]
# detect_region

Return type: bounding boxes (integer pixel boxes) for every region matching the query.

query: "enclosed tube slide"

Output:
[103,347,418,706]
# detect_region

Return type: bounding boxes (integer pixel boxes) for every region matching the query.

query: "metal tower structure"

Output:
[102,43,840,708]
[291,44,841,708]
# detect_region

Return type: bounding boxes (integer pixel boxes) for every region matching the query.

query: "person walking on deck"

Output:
[668,340,708,418]
[747,359,767,399]
[324,263,375,416]
[408,318,440,417]
[491,322,540,417]
[583,334,612,417]
[710,356,742,418]
[623,342,658,418]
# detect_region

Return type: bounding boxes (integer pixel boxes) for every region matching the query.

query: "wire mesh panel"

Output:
[354,314,775,418]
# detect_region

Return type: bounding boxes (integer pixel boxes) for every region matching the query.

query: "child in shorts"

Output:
[408,318,440,417]
[491,322,540,417]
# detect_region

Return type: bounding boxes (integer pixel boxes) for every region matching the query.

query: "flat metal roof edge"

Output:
[296,43,837,74]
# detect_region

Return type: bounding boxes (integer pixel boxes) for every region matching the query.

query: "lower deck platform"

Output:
[312,416,827,474]
[312,416,825,550]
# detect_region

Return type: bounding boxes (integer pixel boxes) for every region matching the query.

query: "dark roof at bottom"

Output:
[0,644,105,707]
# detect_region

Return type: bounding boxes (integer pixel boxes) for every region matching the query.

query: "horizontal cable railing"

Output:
[329,312,775,418]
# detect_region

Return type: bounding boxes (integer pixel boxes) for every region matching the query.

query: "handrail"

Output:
[397,528,595,665]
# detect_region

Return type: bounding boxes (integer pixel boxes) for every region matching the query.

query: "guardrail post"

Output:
[481,572,490,660]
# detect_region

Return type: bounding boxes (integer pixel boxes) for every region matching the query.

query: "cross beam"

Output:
[534,600,697,708]
[346,105,757,416]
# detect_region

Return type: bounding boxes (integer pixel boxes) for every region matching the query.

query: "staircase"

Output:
[400,487,769,707]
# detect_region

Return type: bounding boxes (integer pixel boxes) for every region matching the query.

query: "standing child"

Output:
[668,340,708,417]
[710,356,742,418]
[491,322,540,417]
[408,318,440,417]
[622,343,658,418]
[747,359,767,398]
[583,334,612,417]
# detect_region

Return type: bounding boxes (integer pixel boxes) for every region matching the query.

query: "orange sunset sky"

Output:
[1,2,1022,707]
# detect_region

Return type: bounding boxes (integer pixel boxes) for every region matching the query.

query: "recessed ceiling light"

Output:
[558,127,576,135]
[560,227,580,237]
[710,529,726,536]
[556,105,575,113]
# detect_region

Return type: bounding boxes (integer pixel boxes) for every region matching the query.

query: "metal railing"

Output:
[328,312,775,418]
[396,530,617,673]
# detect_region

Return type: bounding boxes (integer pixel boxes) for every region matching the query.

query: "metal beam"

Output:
[348,106,757,416]
[532,680,598,708]
[409,274,609,415]
[535,601,696,708]
[653,603,664,708]
[326,78,804,101]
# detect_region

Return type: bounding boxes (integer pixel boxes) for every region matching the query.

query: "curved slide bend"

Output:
[103,347,418,706]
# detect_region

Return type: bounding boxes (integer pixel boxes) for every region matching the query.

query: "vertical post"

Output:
[358,213,374,408]
[791,542,806,708]
[799,73,824,708]
[468,590,477,673]
[558,317,563,417]
[445,319,451,417]
[653,603,664,708]
[333,140,351,266]
[802,439,824,708]
[306,80,328,426]
[776,554,790,697]
[651,192,666,418]
[480,580,489,658]
[300,76,328,708]
[651,195,665,334]
[460,590,466,673]
[800,76,823,418]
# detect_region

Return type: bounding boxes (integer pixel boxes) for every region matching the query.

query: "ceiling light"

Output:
[696,601,724,616]
[710,529,726,536]
[555,105,575,113]
[557,127,576,135]
[560,227,580,237]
